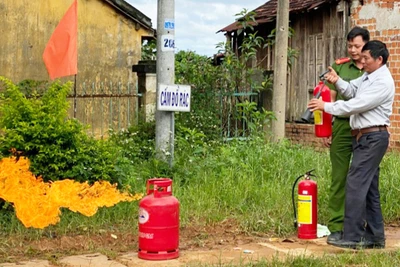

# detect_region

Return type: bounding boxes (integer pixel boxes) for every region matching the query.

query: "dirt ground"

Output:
[1,220,400,266]
[2,220,248,263]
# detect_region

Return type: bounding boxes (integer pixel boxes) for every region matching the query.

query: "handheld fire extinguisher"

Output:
[291,170,317,239]
[300,71,332,137]
[313,80,332,137]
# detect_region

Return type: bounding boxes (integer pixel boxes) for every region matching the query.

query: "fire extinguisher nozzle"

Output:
[301,109,312,123]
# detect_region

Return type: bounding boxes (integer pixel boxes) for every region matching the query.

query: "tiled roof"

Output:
[103,0,153,31]
[218,0,336,33]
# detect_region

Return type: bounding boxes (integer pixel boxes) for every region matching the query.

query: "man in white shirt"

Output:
[308,40,395,249]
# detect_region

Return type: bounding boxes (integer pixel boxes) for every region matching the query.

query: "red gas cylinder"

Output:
[138,178,179,260]
[297,177,317,239]
[313,81,332,137]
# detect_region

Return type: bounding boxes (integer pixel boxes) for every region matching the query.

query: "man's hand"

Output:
[322,136,332,148]
[324,66,339,84]
[307,98,325,112]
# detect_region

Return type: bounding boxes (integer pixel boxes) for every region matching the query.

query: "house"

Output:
[219,0,400,148]
[0,0,155,136]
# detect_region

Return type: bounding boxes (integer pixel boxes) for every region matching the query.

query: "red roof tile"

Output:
[218,0,336,33]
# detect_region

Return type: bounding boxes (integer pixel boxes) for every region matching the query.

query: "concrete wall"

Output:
[0,0,153,84]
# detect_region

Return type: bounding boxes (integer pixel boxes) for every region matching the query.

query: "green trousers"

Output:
[327,117,353,233]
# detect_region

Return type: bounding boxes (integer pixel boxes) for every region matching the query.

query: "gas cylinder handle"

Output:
[146,178,173,197]
[146,178,172,195]
[154,180,173,198]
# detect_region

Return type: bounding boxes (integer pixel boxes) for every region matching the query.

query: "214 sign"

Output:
[161,34,175,52]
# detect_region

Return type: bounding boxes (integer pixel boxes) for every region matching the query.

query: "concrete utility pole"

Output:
[271,0,289,142]
[156,0,175,165]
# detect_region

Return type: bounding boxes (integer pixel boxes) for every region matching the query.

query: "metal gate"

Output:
[67,81,141,138]
[219,89,260,141]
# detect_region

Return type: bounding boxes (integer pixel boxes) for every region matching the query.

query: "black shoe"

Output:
[327,231,342,244]
[329,239,385,249]
[363,239,385,249]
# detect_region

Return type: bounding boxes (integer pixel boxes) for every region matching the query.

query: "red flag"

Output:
[43,0,78,80]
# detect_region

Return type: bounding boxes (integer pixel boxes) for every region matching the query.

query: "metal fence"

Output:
[219,90,260,140]
[67,81,262,140]
[67,81,141,138]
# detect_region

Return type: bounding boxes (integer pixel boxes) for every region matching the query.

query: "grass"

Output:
[168,138,332,235]
[187,250,400,266]
[0,136,400,264]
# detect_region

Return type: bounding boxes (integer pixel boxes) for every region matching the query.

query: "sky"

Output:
[127,0,268,57]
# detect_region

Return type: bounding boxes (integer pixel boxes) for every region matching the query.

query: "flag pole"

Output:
[74,74,77,118]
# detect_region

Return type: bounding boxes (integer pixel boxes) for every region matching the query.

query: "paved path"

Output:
[1,230,400,267]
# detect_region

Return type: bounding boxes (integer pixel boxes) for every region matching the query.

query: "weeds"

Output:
[0,136,399,237]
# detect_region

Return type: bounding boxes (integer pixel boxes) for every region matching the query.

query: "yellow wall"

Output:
[0,0,153,84]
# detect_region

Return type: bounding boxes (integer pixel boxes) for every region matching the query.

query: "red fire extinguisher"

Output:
[138,178,179,260]
[292,170,317,239]
[300,70,332,138]
[313,81,332,137]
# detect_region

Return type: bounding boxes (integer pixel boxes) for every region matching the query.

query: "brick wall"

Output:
[285,122,398,152]
[285,122,327,151]
[351,0,400,149]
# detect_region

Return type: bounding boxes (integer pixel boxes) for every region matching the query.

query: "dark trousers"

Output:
[343,131,388,242]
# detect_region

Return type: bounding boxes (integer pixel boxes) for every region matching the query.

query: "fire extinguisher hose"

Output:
[291,174,304,229]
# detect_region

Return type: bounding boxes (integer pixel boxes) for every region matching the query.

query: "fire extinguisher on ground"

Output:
[291,170,318,239]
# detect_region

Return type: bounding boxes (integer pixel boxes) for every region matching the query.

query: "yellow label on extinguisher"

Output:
[314,110,323,125]
[298,195,312,224]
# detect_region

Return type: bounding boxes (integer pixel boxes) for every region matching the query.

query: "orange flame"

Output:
[0,157,142,229]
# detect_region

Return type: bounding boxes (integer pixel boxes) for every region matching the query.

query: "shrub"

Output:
[0,77,119,184]
[108,120,156,161]
[175,51,221,142]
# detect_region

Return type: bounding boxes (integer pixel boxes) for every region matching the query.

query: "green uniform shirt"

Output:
[327,59,364,100]
[327,59,364,118]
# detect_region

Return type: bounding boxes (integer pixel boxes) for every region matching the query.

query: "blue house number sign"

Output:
[161,34,175,52]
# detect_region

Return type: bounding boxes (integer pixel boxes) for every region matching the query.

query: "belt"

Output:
[351,126,387,141]
[334,116,350,120]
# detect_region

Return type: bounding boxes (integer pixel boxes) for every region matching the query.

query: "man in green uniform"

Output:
[326,26,370,244]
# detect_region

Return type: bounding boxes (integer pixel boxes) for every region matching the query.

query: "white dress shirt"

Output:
[324,64,395,130]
